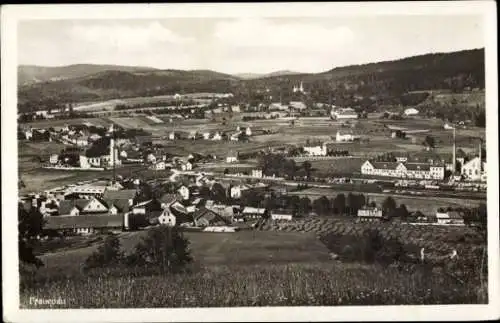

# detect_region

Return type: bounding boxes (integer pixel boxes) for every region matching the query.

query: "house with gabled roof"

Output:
[158,193,179,209]
[237,207,268,222]
[435,211,465,225]
[131,199,162,215]
[193,208,229,227]
[226,151,239,163]
[58,197,109,216]
[103,189,136,204]
[157,207,177,227]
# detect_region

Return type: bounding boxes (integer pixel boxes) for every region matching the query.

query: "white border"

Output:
[2,2,499,322]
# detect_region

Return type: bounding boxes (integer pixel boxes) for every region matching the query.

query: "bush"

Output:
[84,234,124,270]
[127,226,192,273]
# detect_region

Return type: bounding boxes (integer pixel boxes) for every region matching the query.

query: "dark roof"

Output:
[271,208,294,215]
[159,193,178,205]
[371,161,400,170]
[405,163,431,171]
[59,199,90,215]
[169,205,194,224]
[44,215,123,230]
[410,151,444,163]
[104,199,130,213]
[103,189,137,201]
[193,208,229,226]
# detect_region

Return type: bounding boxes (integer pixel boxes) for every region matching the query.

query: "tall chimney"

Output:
[452,127,456,174]
[478,139,482,172]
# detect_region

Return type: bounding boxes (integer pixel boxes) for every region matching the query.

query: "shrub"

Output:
[127,226,192,273]
[84,234,124,270]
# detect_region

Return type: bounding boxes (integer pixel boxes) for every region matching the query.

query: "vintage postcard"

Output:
[2,1,499,322]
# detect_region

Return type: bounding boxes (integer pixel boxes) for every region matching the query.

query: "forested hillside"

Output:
[18,48,484,113]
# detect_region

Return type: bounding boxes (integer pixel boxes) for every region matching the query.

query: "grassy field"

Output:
[22,225,486,308]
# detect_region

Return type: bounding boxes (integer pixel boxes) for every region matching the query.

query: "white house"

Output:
[150,161,166,170]
[180,161,193,171]
[269,103,289,111]
[461,157,485,181]
[357,207,383,220]
[25,129,33,140]
[303,143,327,156]
[336,131,359,142]
[230,184,251,199]
[289,101,307,111]
[158,208,176,227]
[404,108,419,116]
[331,108,358,120]
[226,151,239,163]
[251,169,263,178]
[212,132,222,141]
[49,154,59,165]
[443,123,455,130]
[168,132,176,140]
[245,127,252,136]
[75,136,89,147]
[435,211,465,225]
[202,132,211,140]
[271,210,293,221]
[230,132,241,141]
[146,153,157,164]
[178,185,190,200]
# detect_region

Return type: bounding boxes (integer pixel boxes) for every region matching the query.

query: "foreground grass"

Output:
[21,262,484,308]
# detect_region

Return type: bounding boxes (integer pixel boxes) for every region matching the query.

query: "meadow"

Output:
[21,225,487,308]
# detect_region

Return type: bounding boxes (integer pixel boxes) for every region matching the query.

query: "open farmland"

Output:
[287,187,483,214]
[259,216,485,263]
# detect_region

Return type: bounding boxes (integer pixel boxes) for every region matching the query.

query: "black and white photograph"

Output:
[2,2,499,322]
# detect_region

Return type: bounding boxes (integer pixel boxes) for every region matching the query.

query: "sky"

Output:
[17,16,484,74]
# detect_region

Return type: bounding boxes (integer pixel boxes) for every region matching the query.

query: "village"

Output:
[18,85,487,237]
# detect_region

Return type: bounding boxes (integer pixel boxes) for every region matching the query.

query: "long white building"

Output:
[361,160,445,180]
[303,143,327,156]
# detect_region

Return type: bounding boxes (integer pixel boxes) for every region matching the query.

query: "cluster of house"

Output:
[18,107,69,121]
[20,127,52,142]
[167,125,253,142]
[21,124,107,147]
[356,206,466,225]
[20,171,298,235]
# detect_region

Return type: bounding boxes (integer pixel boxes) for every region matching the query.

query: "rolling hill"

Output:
[18,64,159,86]
[18,69,241,107]
[18,48,484,110]
[236,70,301,79]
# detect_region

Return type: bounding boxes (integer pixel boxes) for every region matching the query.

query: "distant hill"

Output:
[18,64,159,86]
[235,70,301,79]
[18,69,241,107]
[18,48,484,110]
[241,48,485,102]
